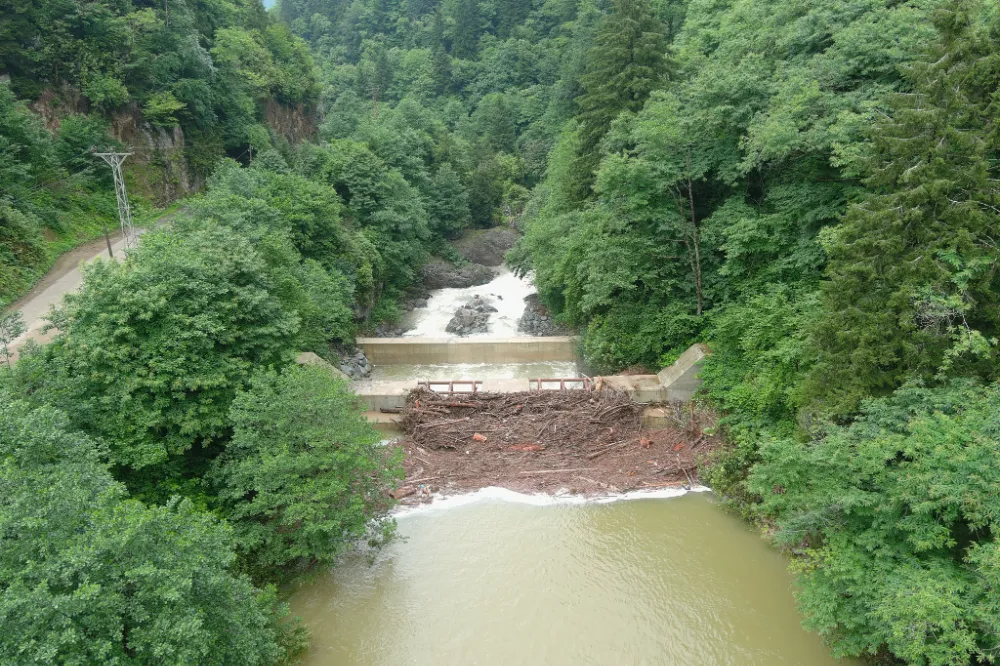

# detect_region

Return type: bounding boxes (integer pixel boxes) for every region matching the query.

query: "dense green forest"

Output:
[0,0,316,305]
[3,0,1000,662]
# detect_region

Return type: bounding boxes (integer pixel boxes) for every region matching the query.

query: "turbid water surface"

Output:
[290,492,853,665]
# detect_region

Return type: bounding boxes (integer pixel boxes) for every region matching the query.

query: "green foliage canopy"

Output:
[18,225,299,471]
[214,365,402,576]
[0,398,296,665]
[749,382,1000,665]
[805,5,1000,416]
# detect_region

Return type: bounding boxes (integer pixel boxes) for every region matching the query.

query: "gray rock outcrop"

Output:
[374,322,408,337]
[338,348,374,379]
[445,296,497,336]
[451,228,521,267]
[517,294,569,336]
[421,259,496,290]
[465,295,498,314]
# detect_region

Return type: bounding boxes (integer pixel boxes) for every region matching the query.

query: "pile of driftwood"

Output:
[399,387,642,453]
[390,388,719,500]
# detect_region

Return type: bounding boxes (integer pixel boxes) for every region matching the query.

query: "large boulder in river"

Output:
[421,259,496,289]
[446,306,491,336]
[463,295,498,314]
[446,296,498,335]
[451,228,521,267]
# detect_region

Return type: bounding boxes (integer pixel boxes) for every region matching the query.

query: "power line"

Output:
[95,152,139,252]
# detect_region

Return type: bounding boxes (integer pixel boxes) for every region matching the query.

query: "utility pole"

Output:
[101,222,114,259]
[95,152,139,252]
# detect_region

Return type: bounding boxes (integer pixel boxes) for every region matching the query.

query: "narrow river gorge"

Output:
[291,268,853,665]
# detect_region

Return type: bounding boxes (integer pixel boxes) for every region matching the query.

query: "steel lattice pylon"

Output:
[95,152,138,251]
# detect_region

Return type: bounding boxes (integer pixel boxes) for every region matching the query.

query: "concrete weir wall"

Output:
[354,340,710,432]
[657,343,711,402]
[356,336,578,365]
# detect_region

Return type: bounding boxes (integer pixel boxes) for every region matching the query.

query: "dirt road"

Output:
[4,205,187,361]
[5,233,133,360]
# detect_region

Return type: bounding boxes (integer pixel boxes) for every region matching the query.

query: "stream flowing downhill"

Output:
[290,267,854,665]
[402,267,537,338]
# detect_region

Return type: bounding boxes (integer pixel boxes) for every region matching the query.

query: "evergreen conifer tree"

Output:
[806,3,1000,416]
[495,0,532,38]
[571,0,669,199]
[430,9,452,93]
[451,0,481,59]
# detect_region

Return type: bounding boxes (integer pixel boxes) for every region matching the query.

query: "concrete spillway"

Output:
[355,336,578,365]
[352,336,580,426]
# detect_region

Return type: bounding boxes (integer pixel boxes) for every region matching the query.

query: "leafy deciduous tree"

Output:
[213,365,402,576]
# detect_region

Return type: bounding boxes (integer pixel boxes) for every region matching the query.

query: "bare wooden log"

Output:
[519,468,595,475]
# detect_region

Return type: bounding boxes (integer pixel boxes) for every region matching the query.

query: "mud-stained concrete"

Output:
[357,336,578,364]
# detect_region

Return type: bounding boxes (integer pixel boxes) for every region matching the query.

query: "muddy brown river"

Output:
[290,491,854,665]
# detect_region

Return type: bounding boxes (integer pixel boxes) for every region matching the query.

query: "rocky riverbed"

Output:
[370,227,576,338]
[373,229,512,337]
[517,293,570,336]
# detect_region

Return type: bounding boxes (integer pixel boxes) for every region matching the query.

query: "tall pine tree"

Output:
[571,0,669,200]
[805,2,1000,416]
[451,0,481,59]
[430,9,452,93]
[495,0,532,38]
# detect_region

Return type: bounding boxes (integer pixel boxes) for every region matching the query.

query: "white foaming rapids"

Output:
[394,485,712,518]
[403,266,536,338]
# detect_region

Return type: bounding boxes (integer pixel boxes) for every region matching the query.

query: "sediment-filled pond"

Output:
[290,492,853,665]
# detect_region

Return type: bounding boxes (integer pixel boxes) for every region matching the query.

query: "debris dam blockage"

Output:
[391,386,721,502]
[352,341,711,433]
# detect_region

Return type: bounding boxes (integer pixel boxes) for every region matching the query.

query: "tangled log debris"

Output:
[393,389,721,504]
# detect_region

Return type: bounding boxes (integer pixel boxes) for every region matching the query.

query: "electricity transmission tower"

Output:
[95,152,139,252]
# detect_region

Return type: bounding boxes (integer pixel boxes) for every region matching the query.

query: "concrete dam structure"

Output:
[355,336,578,364]
[348,337,710,431]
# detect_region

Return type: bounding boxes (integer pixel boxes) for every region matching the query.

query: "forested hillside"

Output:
[0,0,316,305]
[3,0,1000,662]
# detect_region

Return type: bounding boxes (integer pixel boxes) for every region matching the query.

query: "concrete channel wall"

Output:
[356,336,578,365]
[657,343,711,402]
